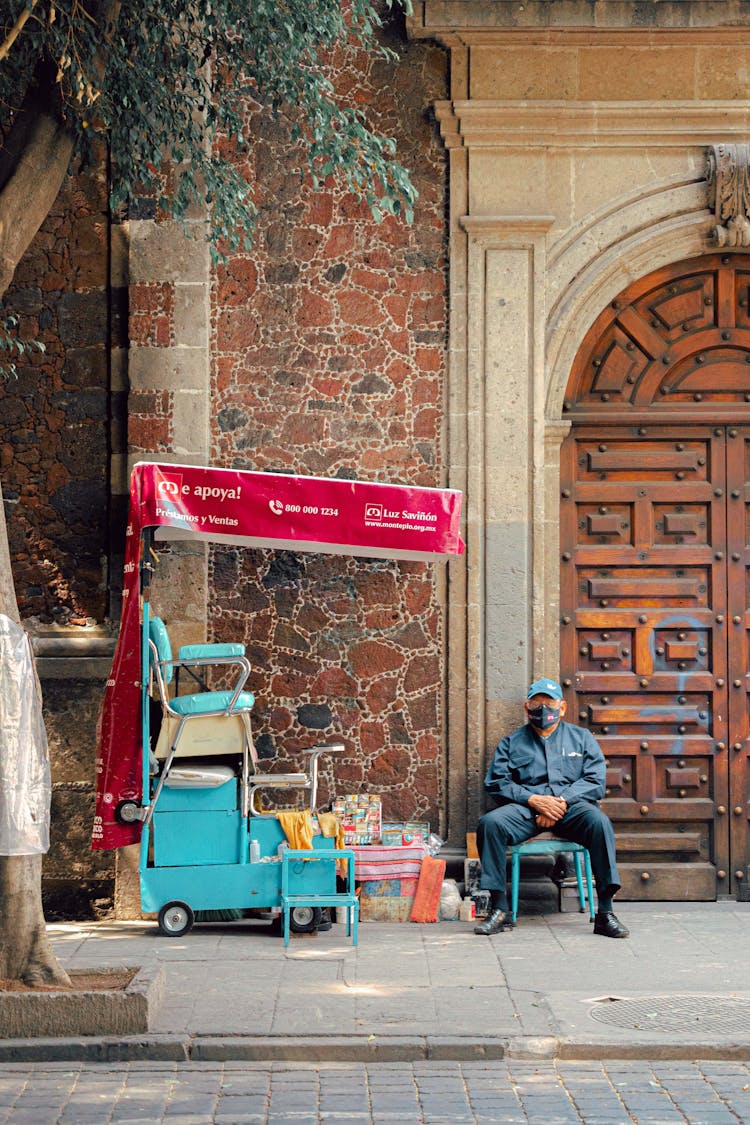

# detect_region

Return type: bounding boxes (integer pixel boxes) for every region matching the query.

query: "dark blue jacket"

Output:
[484,720,606,806]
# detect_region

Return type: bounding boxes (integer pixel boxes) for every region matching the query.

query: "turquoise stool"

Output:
[508,834,595,924]
[281,848,359,947]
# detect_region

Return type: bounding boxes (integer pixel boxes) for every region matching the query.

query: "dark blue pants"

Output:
[477,800,620,903]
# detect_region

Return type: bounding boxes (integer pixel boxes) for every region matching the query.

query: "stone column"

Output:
[126,218,212,647]
[116,219,213,917]
[458,215,554,828]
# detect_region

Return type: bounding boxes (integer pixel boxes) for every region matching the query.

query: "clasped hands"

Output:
[528,793,567,829]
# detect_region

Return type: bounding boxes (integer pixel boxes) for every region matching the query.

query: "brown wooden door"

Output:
[726,428,750,896]
[560,253,750,901]
[560,424,750,900]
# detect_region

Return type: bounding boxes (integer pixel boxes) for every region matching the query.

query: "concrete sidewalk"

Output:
[2,901,750,1064]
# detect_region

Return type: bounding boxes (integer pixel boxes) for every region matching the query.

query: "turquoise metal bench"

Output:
[281,848,359,947]
[508,834,595,924]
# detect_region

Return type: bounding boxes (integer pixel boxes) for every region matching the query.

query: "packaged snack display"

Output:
[381,821,431,846]
[402,821,430,845]
[332,794,382,845]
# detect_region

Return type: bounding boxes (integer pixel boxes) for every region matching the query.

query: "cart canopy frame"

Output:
[93,461,464,850]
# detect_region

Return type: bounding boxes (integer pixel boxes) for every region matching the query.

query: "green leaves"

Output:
[0,0,417,258]
[0,315,45,381]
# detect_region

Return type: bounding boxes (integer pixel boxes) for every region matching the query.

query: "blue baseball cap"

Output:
[527,678,563,701]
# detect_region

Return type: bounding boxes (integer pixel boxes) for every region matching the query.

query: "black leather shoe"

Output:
[593,911,630,938]
[549,853,575,886]
[316,909,332,932]
[473,908,508,935]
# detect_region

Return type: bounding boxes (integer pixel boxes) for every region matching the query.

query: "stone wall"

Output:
[213,26,449,830]
[1,163,123,623]
[37,642,117,919]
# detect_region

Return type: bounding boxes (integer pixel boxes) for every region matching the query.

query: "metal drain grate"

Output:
[589,994,750,1034]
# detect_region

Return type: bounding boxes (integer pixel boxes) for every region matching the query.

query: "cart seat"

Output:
[177,642,245,661]
[164,763,236,788]
[170,690,255,716]
[147,616,255,811]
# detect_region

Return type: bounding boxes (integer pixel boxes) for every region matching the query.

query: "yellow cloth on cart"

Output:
[276,809,347,878]
[317,811,347,878]
[276,809,314,850]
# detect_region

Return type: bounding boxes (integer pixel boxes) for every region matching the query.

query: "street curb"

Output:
[0,1036,189,1063]
[2,1033,750,1064]
[192,1036,508,1062]
[554,1041,750,1062]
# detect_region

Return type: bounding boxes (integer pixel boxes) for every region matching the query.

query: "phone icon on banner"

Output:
[156,473,183,498]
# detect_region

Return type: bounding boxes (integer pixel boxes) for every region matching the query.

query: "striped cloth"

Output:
[352,845,428,881]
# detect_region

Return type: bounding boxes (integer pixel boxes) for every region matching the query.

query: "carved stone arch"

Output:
[546,216,712,422]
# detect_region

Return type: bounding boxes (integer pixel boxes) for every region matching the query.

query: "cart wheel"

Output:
[158,901,195,937]
[115,799,141,825]
[289,906,322,934]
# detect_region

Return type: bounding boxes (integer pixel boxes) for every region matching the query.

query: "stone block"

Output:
[151,547,209,643]
[696,45,750,99]
[172,387,209,457]
[129,220,210,283]
[174,284,209,347]
[470,45,577,99]
[577,46,697,101]
[128,345,209,391]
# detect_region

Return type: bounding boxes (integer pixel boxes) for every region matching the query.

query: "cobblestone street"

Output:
[1,1059,749,1124]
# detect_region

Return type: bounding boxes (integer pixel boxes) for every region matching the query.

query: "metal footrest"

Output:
[280,848,358,947]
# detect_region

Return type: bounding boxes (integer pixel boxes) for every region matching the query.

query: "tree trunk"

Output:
[0,856,71,986]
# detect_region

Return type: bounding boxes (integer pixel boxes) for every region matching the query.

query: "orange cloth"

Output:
[410,855,446,923]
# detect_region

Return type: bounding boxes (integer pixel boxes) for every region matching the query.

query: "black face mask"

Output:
[528,704,560,731]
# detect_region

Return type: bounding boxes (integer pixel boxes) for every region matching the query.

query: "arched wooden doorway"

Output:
[561,252,750,901]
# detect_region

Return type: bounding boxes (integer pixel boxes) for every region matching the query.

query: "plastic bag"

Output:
[438,878,462,921]
[0,615,51,855]
[426,833,444,856]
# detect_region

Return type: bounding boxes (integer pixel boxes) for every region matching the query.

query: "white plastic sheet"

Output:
[0,615,51,855]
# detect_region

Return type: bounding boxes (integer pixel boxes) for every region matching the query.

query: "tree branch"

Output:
[0,57,76,298]
[0,0,39,64]
[0,0,122,300]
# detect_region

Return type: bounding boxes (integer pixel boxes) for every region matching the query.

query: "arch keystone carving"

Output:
[707,144,750,248]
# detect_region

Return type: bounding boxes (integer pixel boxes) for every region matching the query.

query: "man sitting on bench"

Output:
[473,678,629,939]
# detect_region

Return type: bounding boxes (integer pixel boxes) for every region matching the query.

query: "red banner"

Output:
[93,463,464,849]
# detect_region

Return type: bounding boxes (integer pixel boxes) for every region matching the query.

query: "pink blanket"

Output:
[352,845,429,881]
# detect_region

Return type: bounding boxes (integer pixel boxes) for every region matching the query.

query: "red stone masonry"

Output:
[128,283,174,348]
[206,21,450,829]
[123,17,450,827]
